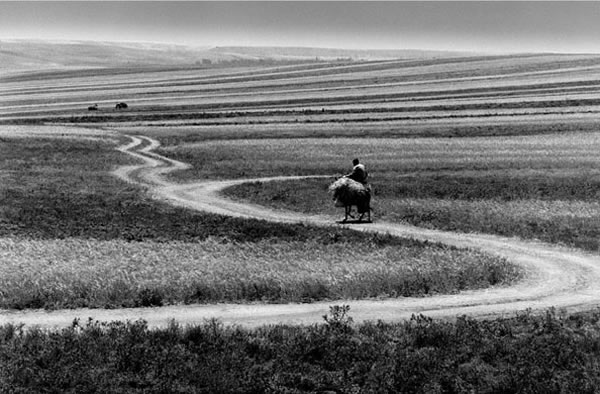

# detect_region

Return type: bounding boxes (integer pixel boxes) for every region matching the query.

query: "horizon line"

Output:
[3,37,593,57]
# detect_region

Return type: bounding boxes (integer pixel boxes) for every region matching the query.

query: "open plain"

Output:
[4,44,600,390]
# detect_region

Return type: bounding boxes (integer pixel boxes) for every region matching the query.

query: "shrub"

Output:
[2,309,600,392]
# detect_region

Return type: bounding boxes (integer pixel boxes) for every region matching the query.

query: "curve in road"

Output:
[2,134,600,329]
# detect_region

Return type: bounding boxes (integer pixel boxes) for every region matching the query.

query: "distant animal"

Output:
[115,102,128,110]
[329,177,372,223]
[88,104,98,111]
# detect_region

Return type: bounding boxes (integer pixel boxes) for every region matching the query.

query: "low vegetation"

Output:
[158,131,600,179]
[0,135,375,243]
[226,175,600,251]
[0,237,518,310]
[0,135,521,309]
[4,50,600,392]
[2,308,600,392]
[214,133,600,251]
[111,120,600,145]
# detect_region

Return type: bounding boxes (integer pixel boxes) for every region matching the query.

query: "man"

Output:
[345,158,368,184]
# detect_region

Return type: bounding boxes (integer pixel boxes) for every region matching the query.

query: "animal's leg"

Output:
[342,206,349,223]
[347,206,355,219]
[357,204,371,223]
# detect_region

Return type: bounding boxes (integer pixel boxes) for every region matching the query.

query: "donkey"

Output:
[329,177,372,223]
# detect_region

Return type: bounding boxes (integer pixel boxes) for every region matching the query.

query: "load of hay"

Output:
[328,177,371,214]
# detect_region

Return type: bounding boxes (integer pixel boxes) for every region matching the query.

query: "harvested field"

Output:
[3,53,600,136]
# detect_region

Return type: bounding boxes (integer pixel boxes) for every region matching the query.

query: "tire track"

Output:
[3,134,600,329]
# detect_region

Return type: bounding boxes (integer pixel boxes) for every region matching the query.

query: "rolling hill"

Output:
[0,39,472,75]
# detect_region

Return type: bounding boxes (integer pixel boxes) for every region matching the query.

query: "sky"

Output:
[1,1,600,54]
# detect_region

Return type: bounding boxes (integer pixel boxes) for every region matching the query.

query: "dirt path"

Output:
[3,134,600,329]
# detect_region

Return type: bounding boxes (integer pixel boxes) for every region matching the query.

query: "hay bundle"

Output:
[329,177,371,214]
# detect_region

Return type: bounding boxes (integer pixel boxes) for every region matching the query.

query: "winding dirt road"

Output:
[3,134,600,329]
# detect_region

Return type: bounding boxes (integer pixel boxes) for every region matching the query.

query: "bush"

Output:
[2,309,600,392]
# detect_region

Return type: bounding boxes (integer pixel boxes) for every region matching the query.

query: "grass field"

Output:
[3,45,600,391]
[0,133,519,309]
[216,133,600,251]
[2,53,599,306]
[0,237,516,309]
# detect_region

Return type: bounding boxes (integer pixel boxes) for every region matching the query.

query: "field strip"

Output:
[3,55,598,96]
[3,133,600,329]
[0,59,402,93]
[6,64,600,112]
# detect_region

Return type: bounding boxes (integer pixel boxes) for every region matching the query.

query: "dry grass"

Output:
[0,236,519,309]
[0,131,525,310]
[0,125,116,140]
[163,131,600,182]
[220,132,600,250]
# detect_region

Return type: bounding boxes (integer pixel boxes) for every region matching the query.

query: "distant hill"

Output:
[207,46,473,61]
[0,39,475,74]
[0,40,212,72]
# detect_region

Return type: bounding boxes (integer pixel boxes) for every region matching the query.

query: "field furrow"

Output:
[3,53,600,131]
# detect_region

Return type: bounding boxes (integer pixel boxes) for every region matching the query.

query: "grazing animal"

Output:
[329,177,372,223]
[115,102,128,110]
[88,104,98,111]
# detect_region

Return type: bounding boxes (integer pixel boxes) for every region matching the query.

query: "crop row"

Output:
[3,53,600,126]
[0,58,340,92]
[8,77,600,111]
[5,93,600,122]
[7,62,599,105]
[4,66,600,111]
[0,53,570,90]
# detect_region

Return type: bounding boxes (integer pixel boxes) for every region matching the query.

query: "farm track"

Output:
[3,133,600,329]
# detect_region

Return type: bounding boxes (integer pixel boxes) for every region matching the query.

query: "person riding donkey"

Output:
[341,158,371,221]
